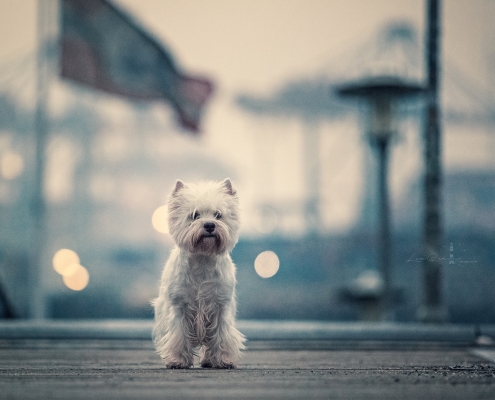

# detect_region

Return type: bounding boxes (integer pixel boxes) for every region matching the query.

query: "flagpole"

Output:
[418,0,445,323]
[28,0,50,319]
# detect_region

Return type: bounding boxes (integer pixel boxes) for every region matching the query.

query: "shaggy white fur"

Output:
[152,179,245,369]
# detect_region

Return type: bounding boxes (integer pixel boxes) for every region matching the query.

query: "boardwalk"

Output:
[0,321,494,399]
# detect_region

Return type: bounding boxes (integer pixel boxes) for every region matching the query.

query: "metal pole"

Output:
[0,278,16,318]
[376,137,391,315]
[28,0,49,318]
[303,121,321,235]
[419,0,445,322]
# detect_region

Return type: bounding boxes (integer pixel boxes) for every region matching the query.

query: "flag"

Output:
[60,0,214,132]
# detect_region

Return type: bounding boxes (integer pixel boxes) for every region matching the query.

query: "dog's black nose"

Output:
[204,222,215,233]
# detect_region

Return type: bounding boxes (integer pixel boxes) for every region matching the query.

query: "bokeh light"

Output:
[59,263,81,277]
[152,205,169,234]
[0,151,24,180]
[62,265,90,291]
[53,248,80,275]
[254,250,280,278]
[52,248,90,291]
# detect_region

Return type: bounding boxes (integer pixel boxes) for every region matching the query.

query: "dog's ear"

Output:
[221,178,236,196]
[172,179,185,195]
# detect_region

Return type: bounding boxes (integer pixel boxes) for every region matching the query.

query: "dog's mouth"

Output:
[197,233,220,245]
[200,233,217,239]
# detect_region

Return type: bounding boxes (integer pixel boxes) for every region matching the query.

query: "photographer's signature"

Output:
[407,253,478,265]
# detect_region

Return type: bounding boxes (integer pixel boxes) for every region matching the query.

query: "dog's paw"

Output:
[215,361,236,369]
[163,360,192,369]
[202,359,236,369]
[200,350,238,369]
[200,359,236,369]
[165,361,191,369]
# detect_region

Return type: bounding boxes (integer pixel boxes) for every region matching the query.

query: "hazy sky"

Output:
[0,0,493,234]
[120,0,492,95]
[1,1,492,94]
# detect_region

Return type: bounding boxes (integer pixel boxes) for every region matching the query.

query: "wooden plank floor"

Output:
[0,339,494,400]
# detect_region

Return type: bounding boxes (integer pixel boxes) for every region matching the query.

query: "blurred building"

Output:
[0,19,494,322]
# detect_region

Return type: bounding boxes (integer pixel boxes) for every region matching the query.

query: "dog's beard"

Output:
[177,223,230,255]
[194,234,224,254]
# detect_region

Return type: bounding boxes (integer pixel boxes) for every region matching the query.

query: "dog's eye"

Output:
[192,211,200,220]
[214,211,222,219]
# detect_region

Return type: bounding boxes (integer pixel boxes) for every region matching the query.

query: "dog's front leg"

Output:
[166,307,196,369]
[153,296,195,369]
[201,304,245,369]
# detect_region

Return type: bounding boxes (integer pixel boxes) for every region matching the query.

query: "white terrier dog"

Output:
[152,179,245,369]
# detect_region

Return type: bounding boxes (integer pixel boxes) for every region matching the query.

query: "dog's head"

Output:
[167,179,240,255]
